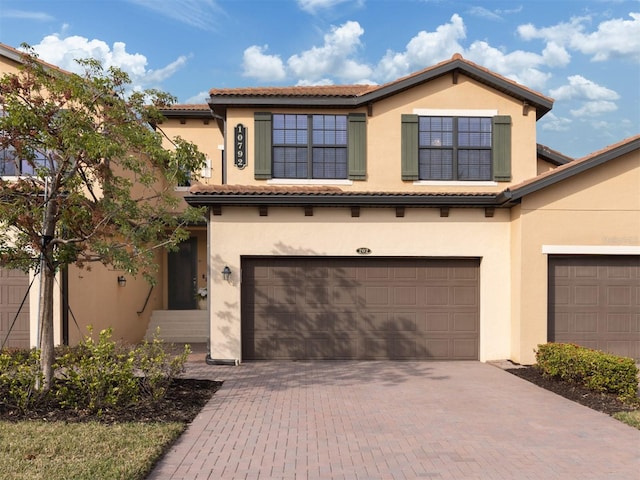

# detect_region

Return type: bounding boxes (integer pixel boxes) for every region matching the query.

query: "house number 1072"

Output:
[234,124,247,169]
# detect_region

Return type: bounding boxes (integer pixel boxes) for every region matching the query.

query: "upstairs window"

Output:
[419,117,492,181]
[272,114,348,179]
[402,114,511,182]
[254,112,367,181]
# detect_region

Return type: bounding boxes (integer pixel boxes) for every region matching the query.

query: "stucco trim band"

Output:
[542,245,640,255]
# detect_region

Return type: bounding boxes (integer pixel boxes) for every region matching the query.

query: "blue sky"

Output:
[0,0,638,158]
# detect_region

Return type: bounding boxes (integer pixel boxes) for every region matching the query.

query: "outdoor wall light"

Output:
[221,265,232,281]
[117,275,127,287]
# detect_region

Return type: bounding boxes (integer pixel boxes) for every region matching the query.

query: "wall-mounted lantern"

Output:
[221,265,232,281]
[117,275,127,287]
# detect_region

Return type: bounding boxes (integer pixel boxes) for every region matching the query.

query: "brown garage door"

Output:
[0,268,30,350]
[241,257,479,360]
[548,255,640,360]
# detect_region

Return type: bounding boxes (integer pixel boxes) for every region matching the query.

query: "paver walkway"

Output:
[148,360,640,479]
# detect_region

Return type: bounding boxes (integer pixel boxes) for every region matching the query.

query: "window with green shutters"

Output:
[401,114,511,182]
[254,112,366,180]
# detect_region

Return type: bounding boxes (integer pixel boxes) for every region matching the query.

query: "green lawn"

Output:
[0,421,184,480]
[613,410,640,430]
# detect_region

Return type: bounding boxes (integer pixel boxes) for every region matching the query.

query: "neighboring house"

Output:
[0,43,211,349]
[171,53,637,365]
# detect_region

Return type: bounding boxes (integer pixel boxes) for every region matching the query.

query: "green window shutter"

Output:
[254,112,272,179]
[492,115,511,182]
[348,113,367,180]
[401,114,419,181]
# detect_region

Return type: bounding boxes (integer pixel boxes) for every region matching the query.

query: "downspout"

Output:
[61,265,68,345]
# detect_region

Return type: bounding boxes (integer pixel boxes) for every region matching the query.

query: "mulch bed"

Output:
[0,378,222,424]
[506,366,638,415]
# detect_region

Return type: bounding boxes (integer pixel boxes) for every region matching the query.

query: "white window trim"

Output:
[542,245,640,255]
[267,179,353,186]
[414,180,498,187]
[413,108,498,117]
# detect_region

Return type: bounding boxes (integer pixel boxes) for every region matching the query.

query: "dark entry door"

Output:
[168,237,197,310]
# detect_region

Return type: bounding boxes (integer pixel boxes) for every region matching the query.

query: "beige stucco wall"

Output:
[159,117,224,186]
[221,74,538,192]
[207,206,513,362]
[511,150,640,364]
[67,252,164,345]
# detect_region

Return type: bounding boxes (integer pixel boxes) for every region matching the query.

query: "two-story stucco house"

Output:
[160,54,639,366]
[1,43,638,366]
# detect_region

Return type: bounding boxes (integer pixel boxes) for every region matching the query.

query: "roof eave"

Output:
[185,193,501,208]
[510,137,640,200]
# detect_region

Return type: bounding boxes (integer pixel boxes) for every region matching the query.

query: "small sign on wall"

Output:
[234,124,247,169]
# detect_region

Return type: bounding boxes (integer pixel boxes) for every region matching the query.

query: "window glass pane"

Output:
[273,146,307,178]
[419,149,453,180]
[419,117,453,147]
[312,147,347,179]
[0,148,18,175]
[458,150,491,180]
[458,117,491,147]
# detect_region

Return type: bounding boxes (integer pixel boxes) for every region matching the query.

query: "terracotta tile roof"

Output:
[208,54,553,108]
[162,104,210,111]
[508,134,640,196]
[208,85,377,98]
[188,183,494,198]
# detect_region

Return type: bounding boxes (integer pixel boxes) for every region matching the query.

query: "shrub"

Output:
[536,343,639,401]
[133,330,190,401]
[0,348,45,413]
[54,328,139,411]
[1,329,189,415]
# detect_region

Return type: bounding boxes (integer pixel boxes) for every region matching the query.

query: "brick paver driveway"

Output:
[148,361,639,480]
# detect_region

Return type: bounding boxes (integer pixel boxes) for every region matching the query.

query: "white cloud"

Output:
[296,0,363,14]
[541,42,571,68]
[464,41,551,90]
[540,113,572,132]
[2,9,54,21]
[184,90,210,104]
[518,13,640,63]
[287,21,371,84]
[467,6,502,21]
[242,45,286,82]
[375,14,466,81]
[126,0,224,31]
[550,75,620,101]
[570,101,618,116]
[30,34,188,90]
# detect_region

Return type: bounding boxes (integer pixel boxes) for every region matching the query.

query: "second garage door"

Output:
[548,255,640,360]
[241,257,479,360]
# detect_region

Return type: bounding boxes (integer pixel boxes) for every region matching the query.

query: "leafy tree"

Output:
[0,47,206,389]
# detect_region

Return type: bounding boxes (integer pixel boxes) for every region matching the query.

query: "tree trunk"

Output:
[37,255,56,391]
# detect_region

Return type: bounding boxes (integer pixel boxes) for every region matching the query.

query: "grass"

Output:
[613,410,640,430]
[0,420,185,480]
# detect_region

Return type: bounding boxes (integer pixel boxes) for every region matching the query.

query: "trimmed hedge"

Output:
[535,343,639,401]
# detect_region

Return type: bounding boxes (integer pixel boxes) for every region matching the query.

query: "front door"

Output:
[168,237,197,310]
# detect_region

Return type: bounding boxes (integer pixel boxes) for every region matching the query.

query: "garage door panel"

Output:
[0,268,30,350]
[549,256,640,361]
[453,339,479,359]
[454,286,477,305]
[242,258,479,360]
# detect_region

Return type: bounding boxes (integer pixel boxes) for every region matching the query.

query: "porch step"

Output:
[145,310,208,343]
